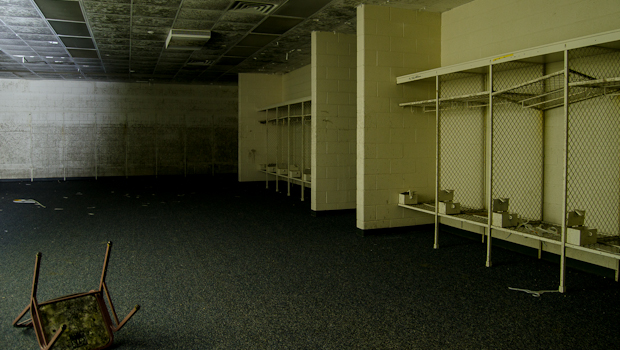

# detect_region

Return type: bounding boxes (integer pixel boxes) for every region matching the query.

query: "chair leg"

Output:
[42,324,66,350]
[12,304,33,327]
[112,305,140,333]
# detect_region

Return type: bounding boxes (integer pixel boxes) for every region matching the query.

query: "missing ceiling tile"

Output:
[229,1,278,15]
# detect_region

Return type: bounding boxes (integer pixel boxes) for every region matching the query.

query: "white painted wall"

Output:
[442,0,620,66]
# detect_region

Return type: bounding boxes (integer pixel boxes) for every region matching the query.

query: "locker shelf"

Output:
[396,29,620,290]
[258,97,312,201]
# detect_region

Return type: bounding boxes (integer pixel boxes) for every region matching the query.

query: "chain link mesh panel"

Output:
[567,47,620,237]
[492,62,545,221]
[439,73,487,210]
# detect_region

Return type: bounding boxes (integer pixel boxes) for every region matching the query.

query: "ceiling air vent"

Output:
[229,1,277,15]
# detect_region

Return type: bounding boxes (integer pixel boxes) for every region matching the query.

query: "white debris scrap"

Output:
[13,199,46,208]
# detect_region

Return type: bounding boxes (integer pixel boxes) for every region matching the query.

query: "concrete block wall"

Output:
[0,79,238,180]
[282,65,311,101]
[356,5,440,230]
[237,73,283,182]
[442,0,620,66]
[312,31,357,211]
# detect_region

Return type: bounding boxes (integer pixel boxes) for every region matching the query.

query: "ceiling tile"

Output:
[177,8,222,21]
[9,26,54,35]
[133,0,183,6]
[172,19,214,31]
[60,36,96,49]
[253,16,303,35]
[225,46,260,57]
[33,0,84,22]
[49,20,91,37]
[235,33,277,47]
[272,0,333,18]
[1,16,47,27]
[0,7,40,18]
[67,48,99,58]
[133,5,178,18]
[88,14,131,25]
[83,2,131,16]
[131,16,174,27]
[182,0,231,11]
[212,22,255,32]
[219,11,265,24]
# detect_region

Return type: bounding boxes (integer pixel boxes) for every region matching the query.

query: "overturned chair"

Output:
[13,242,140,350]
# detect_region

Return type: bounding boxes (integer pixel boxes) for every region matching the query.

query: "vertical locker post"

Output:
[486,64,494,267]
[265,110,269,189]
[559,49,569,293]
[301,102,305,201]
[287,105,291,197]
[275,108,280,193]
[434,75,440,249]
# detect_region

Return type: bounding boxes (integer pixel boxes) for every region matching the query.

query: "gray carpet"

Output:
[1,176,619,349]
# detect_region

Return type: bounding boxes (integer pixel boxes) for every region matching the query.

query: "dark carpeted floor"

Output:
[1,176,619,349]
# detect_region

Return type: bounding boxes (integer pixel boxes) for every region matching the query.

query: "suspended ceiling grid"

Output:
[0,0,474,85]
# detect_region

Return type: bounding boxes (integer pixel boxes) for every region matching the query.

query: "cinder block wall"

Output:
[356,5,440,230]
[237,73,283,182]
[283,65,311,101]
[0,79,238,180]
[312,32,357,211]
[442,0,620,66]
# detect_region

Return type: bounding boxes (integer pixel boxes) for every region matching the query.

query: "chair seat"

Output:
[38,293,112,350]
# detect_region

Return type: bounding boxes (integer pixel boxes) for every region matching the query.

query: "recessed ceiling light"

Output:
[46,56,53,58]
[49,41,59,44]
[147,30,154,34]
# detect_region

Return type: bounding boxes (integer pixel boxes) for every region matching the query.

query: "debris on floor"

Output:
[509,287,559,297]
[13,199,46,208]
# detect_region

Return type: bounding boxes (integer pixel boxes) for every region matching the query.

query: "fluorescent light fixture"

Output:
[165,29,211,50]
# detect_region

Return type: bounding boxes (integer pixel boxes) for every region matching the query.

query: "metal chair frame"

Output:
[13,242,140,350]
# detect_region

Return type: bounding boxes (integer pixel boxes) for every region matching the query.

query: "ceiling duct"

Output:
[165,30,212,50]
[229,1,278,15]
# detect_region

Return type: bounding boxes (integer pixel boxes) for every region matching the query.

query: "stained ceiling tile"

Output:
[82,2,131,16]
[212,22,255,32]
[173,19,214,31]
[133,0,183,7]
[177,8,222,21]
[131,16,174,27]
[0,7,40,18]
[1,16,47,27]
[0,39,25,45]
[182,0,231,11]
[9,26,54,35]
[133,5,178,19]
[219,11,265,24]
[88,14,131,25]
